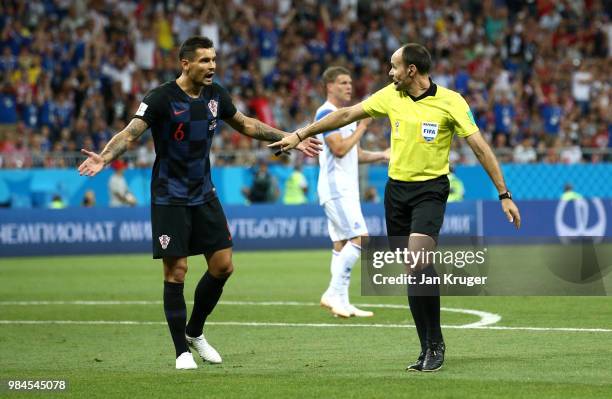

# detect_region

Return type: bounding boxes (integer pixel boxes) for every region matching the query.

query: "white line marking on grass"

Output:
[0,300,501,328]
[0,300,163,305]
[0,320,611,333]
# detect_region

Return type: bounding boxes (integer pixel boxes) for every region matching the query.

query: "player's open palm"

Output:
[78,149,105,176]
[296,136,323,157]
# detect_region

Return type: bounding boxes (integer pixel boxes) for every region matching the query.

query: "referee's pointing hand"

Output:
[268,132,300,152]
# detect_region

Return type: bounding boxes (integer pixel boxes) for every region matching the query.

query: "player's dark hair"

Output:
[322,66,351,84]
[179,36,214,61]
[401,43,432,74]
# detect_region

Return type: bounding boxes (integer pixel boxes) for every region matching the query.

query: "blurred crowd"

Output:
[0,0,610,169]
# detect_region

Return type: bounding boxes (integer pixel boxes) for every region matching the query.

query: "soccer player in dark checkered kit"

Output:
[78,37,322,369]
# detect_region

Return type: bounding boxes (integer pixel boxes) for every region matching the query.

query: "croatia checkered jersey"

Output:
[133,81,236,206]
[315,101,360,205]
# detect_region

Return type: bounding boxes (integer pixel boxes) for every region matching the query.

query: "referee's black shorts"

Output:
[151,197,233,259]
[384,175,450,239]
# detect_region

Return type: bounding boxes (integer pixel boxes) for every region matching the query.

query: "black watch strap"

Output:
[499,191,512,200]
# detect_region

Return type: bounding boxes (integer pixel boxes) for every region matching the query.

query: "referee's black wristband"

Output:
[296,132,303,142]
[498,191,512,200]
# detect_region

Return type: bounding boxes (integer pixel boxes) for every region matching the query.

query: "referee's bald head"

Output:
[400,44,432,75]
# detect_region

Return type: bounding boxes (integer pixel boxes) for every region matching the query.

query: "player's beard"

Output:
[187,68,207,87]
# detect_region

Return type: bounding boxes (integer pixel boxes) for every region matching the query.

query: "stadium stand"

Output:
[0,0,609,206]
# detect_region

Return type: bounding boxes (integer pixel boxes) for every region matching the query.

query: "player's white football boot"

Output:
[186,334,222,364]
[346,304,374,317]
[320,293,351,318]
[175,352,198,369]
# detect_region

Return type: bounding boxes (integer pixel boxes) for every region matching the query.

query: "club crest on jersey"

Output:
[208,99,218,117]
[421,122,439,142]
[159,234,171,250]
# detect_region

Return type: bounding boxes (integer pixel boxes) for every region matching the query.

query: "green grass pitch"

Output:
[1,250,611,398]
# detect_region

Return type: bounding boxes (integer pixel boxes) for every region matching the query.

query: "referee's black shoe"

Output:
[406,351,425,372]
[422,342,445,372]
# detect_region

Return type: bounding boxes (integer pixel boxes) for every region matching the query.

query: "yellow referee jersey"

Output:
[362,83,478,182]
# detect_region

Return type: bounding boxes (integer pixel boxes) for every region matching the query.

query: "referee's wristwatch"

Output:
[498,191,512,200]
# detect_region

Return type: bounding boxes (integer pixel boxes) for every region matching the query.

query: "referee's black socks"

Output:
[408,266,443,352]
[163,281,189,357]
[422,266,443,344]
[407,293,428,353]
[186,271,228,338]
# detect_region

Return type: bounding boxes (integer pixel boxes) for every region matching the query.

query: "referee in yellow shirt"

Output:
[270,43,521,372]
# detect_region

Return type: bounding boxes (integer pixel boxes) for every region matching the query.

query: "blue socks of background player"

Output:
[163,281,189,357]
[186,271,228,338]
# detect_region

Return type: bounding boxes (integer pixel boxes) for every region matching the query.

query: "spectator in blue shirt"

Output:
[254,17,280,76]
[50,91,73,130]
[307,31,327,65]
[493,94,515,136]
[0,47,17,72]
[454,68,470,95]
[327,20,349,57]
[540,92,563,135]
[0,81,17,125]
[21,94,39,129]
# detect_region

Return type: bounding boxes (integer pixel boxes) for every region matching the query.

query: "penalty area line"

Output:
[0,300,501,328]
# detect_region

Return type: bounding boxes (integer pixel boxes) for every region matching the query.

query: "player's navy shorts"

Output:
[151,197,233,259]
[384,175,450,239]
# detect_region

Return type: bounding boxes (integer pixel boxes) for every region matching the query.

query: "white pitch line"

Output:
[0,300,501,328]
[0,320,610,333]
[0,300,164,306]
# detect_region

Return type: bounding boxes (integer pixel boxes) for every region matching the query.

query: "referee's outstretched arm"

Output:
[268,103,370,153]
[466,131,521,229]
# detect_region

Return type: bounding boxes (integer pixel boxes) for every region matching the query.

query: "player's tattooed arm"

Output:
[100,118,149,164]
[226,111,323,157]
[225,111,286,142]
[79,118,149,177]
